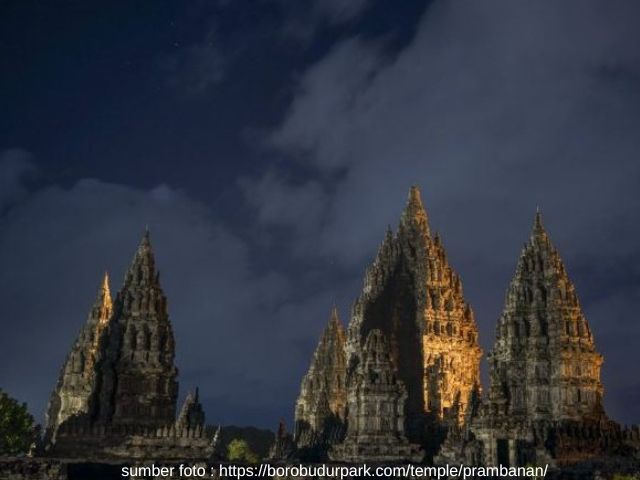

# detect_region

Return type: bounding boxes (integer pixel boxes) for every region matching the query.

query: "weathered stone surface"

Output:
[487,211,603,424]
[45,272,113,445]
[443,212,640,468]
[96,230,178,427]
[329,329,422,463]
[269,419,296,461]
[177,388,206,430]
[43,231,216,461]
[294,307,347,455]
[342,186,481,453]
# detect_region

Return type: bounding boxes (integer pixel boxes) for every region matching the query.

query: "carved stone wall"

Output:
[95,230,178,427]
[487,212,603,424]
[329,329,422,462]
[294,307,347,454]
[466,212,615,468]
[44,231,215,461]
[344,186,481,447]
[45,273,113,444]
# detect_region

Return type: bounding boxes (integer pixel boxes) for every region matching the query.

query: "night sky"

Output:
[1,0,640,430]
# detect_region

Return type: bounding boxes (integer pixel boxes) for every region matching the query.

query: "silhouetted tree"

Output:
[227,438,259,463]
[0,389,36,455]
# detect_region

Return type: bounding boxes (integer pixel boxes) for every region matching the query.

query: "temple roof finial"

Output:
[96,270,112,316]
[101,271,110,294]
[531,207,547,242]
[400,185,430,237]
[142,226,151,244]
[330,303,338,319]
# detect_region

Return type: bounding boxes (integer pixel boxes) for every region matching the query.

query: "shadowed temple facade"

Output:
[289,186,640,469]
[43,231,218,461]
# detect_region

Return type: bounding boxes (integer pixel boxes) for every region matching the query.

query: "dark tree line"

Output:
[0,389,37,456]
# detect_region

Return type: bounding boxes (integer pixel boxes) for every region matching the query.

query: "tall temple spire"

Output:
[328,304,340,330]
[93,271,112,327]
[294,306,347,452]
[530,207,548,244]
[121,229,160,292]
[488,211,603,423]
[400,185,430,238]
[96,231,178,427]
[340,185,481,457]
[45,272,115,444]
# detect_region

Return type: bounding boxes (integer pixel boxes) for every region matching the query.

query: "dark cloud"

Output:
[0,149,38,213]
[239,170,328,238]
[160,27,224,96]
[270,0,370,41]
[311,0,369,25]
[245,0,640,423]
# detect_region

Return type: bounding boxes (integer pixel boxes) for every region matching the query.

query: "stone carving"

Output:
[269,419,296,461]
[440,211,638,468]
[487,211,604,424]
[95,230,178,427]
[44,272,113,446]
[341,186,481,455]
[177,388,206,430]
[329,329,422,462]
[43,231,216,461]
[294,306,347,457]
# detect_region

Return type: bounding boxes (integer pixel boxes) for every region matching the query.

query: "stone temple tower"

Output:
[294,306,347,456]
[340,186,481,455]
[466,211,610,467]
[45,272,113,443]
[96,230,178,427]
[45,231,216,460]
[487,211,604,424]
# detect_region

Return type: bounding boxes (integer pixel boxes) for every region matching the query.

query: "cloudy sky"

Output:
[1,0,640,429]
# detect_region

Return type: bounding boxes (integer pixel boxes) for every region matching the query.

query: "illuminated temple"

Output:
[290,187,640,468]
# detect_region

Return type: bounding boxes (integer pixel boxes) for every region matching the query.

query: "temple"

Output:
[288,187,640,470]
[437,211,639,468]
[43,231,217,461]
[294,306,347,458]
[44,272,112,447]
[33,188,640,472]
[293,186,482,461]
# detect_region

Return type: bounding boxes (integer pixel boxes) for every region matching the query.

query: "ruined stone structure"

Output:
[294,306,347,457]
[329,329,423,462]
[437,212,639,468]
[44,231,216,461]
